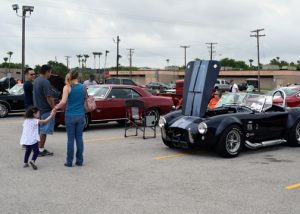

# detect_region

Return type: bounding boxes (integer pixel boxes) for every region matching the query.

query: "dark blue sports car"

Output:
[159,60,300,158]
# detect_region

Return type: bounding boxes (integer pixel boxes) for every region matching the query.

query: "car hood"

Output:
[170,116,203,129]
[182,60,220,118]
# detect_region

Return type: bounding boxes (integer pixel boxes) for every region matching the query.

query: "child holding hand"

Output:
[20,106,55,170]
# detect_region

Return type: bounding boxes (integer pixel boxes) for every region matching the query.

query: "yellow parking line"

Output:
[85,136,123,143]
[85,134,161,143]
[286,183,300,190]
[155,153,186,160]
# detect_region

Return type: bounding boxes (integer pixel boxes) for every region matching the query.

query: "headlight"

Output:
[159,117,166,128]
[198,122,207,134]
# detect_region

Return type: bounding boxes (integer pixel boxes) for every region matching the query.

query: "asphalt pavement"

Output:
[1,113,300,214]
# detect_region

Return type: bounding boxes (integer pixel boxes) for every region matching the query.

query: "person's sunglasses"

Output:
[29,73,36,76]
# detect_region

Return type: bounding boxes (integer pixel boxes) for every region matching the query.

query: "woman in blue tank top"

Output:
[54,70,85,167]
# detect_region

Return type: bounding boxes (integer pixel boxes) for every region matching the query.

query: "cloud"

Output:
[0,0,299,69]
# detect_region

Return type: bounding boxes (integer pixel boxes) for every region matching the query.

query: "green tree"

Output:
[34,61,68,77]
[219,58,249,70]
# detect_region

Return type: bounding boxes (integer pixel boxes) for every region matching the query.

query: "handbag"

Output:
[84,87,96,112]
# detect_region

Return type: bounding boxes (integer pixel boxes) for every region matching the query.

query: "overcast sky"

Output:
[0,0,299,69]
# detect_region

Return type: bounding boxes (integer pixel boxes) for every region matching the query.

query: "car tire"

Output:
[145,108,160,126]
[162,138,175,148]
[216,125,243,158]
[84,114,90,130]
[0,103,9,118]
[287,120,300,147]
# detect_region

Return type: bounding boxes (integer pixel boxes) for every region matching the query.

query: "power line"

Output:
[250,28,266,93]
[180,45,190,68]
[206,42,218,60]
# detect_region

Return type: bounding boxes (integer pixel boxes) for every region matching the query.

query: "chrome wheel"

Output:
[225,129,241,155]
[0,103,8,118]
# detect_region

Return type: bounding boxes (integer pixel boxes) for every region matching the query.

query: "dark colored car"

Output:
[0,84,25,117]
[0,77,16,89]
[0,74,64,118]
[238,82,247,91]
[146,82,170,92]
[159,60,300,158]
[55,84,174,129]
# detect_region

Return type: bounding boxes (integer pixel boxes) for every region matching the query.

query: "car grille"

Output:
[166,127,189,148]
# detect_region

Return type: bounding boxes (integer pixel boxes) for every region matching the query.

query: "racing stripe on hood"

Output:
[182,60,220,118]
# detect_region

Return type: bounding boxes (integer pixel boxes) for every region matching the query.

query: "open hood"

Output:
[182,60,220,118]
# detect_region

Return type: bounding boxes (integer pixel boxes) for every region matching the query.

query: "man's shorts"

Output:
[39,111,55,135]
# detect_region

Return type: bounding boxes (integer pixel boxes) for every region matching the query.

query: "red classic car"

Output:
[268,86,300,107]
[55,84,174,128]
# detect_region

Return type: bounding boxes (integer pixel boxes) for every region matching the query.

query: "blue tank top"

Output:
[66,84,85,116]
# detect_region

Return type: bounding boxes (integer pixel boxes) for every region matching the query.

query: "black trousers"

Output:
[24,142,39,163]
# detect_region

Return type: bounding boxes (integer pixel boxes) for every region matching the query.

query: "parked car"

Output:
[238,82,247,91]
[0,77,16,89]
[146,82,170,91]
[55,84,174,129]
[159,60,300,158]
[0,74,64,118]
[266,86,300,107]
[215,79,231,91]
[0,84,25,118]
[105,78,144,88]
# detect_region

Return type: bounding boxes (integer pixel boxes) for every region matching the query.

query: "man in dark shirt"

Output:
[23,68,35,110]
[33,65,56,156]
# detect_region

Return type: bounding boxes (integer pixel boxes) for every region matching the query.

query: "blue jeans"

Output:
[65,115,85,165]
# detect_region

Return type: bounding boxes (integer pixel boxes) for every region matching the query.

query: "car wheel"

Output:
[287,120,300,147]
[84,114,90,130]
[0,103,9,118]
[162,138,175,148]
[217,125,243,158]
[145,108,160,125]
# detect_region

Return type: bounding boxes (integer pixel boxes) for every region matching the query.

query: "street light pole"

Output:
[12,4,34,83]
[180,45,190,68]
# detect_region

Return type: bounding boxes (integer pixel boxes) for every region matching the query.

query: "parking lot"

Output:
[1,114,300,214]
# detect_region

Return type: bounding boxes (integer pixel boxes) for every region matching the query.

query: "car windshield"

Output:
[8,84,23,95]
[216,93,272,112]
[88,87,109,98]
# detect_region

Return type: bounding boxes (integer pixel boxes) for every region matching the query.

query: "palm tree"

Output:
[92,52,97,69]
[7,51,13,73]
[81,58,85,69]
[249,59,254,68]
[97,52,102,69]
[104,50,109,72]
[3,57,8,65]
[76,54,82,68]
[83,54,89,68]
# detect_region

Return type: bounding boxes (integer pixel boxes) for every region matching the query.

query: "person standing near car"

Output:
[23,68,35,110]
[54,70,85,167]
[33,65,55,156]
[83,74,97,86]
[230,80,239,93]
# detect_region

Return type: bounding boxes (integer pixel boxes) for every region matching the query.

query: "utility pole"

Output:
[127,48,134,79]
[65,56,71,69]
[180,45,190,68]
[206,42,218,60]
[114,36,121,77]
[250,28,265,93]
